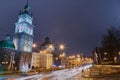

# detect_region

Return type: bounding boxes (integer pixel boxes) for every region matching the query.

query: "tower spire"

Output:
[19,0,32,16]
[24,0,30,14]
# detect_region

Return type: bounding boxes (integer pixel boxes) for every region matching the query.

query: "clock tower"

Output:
[13,0,34,52]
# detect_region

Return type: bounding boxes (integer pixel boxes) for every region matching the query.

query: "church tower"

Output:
[13,0,34,52]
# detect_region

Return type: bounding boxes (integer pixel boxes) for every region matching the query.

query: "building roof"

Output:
[0,35,15,49]
[0,40,15,49]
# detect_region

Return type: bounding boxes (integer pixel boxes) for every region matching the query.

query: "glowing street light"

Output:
[49,44,54,49]
[59,44,65,51]
[118,51,120,55]
[32,43,37,48]
[77,54,80,58]
[104,52,107,55]
[49,44,55,51]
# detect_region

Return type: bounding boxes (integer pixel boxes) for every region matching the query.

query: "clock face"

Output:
[16,15,33,35]
[26,17,32,24]
[24,27,32,35]
[24,40,32,52]
[16,25,33,35]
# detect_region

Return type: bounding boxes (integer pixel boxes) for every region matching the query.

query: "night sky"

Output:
[0,0,120,56]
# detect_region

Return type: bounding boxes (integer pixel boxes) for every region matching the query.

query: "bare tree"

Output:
[101,27,120,63]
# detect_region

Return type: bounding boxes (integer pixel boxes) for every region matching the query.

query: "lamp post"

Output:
[32,43,37,48]
[32,43,37,52]
[48,44,54,53]
[49,44,54,49]
[59,44,65,56]
[59,44,65,51]
[58,44,66,68]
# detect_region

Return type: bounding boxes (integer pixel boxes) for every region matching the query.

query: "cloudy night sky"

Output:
[0,0,120,56]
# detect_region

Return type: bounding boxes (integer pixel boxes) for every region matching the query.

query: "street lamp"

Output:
[59,44,65,51]
[48,44,54,52]
[49,44,54,49]
[77,54,80,58]
[118,51,120,55]
[59,44,66,57]
[104,52,107,55]
[32,43,37,48]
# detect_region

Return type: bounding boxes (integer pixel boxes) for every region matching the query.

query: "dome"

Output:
[0,40,15,49]
[40,37,55,53]
[0,35,15,49]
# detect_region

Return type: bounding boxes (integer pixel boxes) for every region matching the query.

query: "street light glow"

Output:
[49,44,54,49]
[77,54,80,58]
[59,44,65,50]
[118,51,120,55]
[32,43,37,48]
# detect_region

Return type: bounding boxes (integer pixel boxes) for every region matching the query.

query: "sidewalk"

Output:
[0,71,20,75]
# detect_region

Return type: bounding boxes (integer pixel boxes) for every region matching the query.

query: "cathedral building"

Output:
[0,1,55,72]
[39,37,54,69]
[31,37,54,69]
[0,35,15,71]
